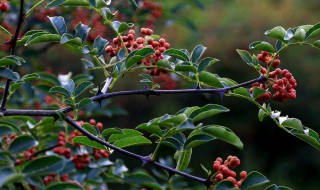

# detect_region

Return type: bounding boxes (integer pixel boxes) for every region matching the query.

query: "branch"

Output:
[0,0,25,111]
[2,75,265,117]
[64,116,208,185]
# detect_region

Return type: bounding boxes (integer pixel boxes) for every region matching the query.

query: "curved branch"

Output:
[0,0,25,111]
[64,116,208,185]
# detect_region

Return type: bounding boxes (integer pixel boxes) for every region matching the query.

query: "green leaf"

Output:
[281,118,303,131]
[0,25,12,37]
[313,40,320,49]
[100,7,116,20]
[198,71,224,88]
[164,48,189,61]
[72,136,108,150]
[75,81,93,97]
[126,48,155,68]
[61,79,75,95]
[93,35,109,56]
[175,62,197,73]
[156,59,172,69]
[77,98,93,110]
[184,134,214,149]
[292,28,306,41]
[21,73,39,82]
[80,123,97,136]
[305,22,320,40]
[215,180,235,190]
[0,126,13,136]
[0,55,25,67]
[25,33,61,46]
[189,104,229,122]
[60,33,82,46]
[265,26,287,42]
[284,28,294,41]
[233,87,250,97]
[22,155,64,176]
[101,128,123,136]
[46,0,65,8]
[75,22,91,43]
[202,125,243,149]
[48,16,67,36]
[108,129,151,148]
[258,104,270,122]
[124,172,162,190]
[177,119,195,130]
[252,87,267,99]
[118,22,130,33]
[8,134,38,154]
[249,41,275,53]
[241,171,269,190]
[0,166,18,187]
[0,121,21,134]
[197,57,219,72]
[136,123,162,138]
[44,182,84,190]
[61,0,89,6]
[0,67,20,81]
[290,128,320,150]
[191,44,206,63]
[175,148,192,172]
[265,184,292,190]
[37,72,60,85]
[81,58,94,68]
[50,86,70,97]
[88,0,96,7]
[236,49,253,66]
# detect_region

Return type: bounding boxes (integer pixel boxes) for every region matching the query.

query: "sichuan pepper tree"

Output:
[1,0,320,190]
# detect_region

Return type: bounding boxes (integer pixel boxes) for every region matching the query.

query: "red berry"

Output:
[240,171,247,179]
[215,173,223,181]
[89,119,96,125]
[0,3,9,12]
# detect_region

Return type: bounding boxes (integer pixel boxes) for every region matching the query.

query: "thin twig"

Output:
[0,0,25,111]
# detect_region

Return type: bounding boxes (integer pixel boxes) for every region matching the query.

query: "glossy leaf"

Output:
[101,128,123,136]
[175,62,197,73]
[44,182,84,190]
[265,184,293,190]
[0,121,21,134]
[215,180,235,190]
[72,136,108,150]
[81,123,97,136]
[0,55,25,67]
[197,57,219,72]
[189,104,229,122]
[236,49,253,66]
[22,155,64,176]
[124,172,162,190]
[0,166,18,187]
[0,126,13,136]
[249,41,275,53]
[8,134,38,154]
[305,22,320,40]
[0,67,20,81]
[75,81,93,97]
[281,118,303,131]
[175,148,192,172]
[118,22,130,33]
[50,86,70,97]
[252,87,267,99]
[61,79,75,95]
[126,48,155,68]
[184,134,214,149]
[191,44,206,63]
[108,129,152,148]
[164,48,189,61]
[88,0,96,7]
[202,125,243,149]
[290,128,320,150]
[265,26,287,42]
[136,123,163,138]
[37,72,60,85]
[25,33,61,46]
[93,36,109,56]
[313,40,320,49]
[233,87,250,97]
[46,0,65,8]
[21,73,39,82]
[156,59,172,69]
[241,171,269,190]
[77,98,93,110]
[48,16,67,36]
[60,33,82,46]
[284,28,294,41]
[75,22,91,43]
[198,71,224,88]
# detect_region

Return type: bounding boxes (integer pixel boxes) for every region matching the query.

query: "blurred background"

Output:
[2,0,320,189]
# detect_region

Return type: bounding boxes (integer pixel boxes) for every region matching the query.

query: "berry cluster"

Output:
[0,0,9,12]
[105,28,171,76]
[52,120,109,170]
[212,156,247,188]
[251,51,297,102]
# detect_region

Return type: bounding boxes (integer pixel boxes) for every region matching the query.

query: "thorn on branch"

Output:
[141,154,152,167]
